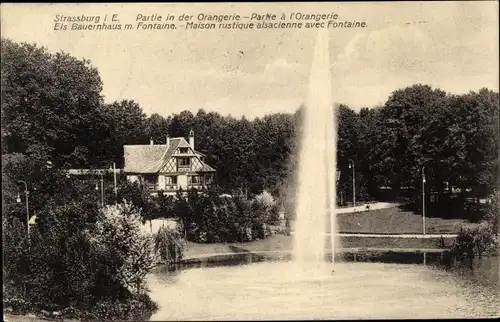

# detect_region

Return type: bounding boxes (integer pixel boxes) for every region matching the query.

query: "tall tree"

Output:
[145,113,170,144]
[1,38,109,167]
[371,84,447,193]
[102,100,148,167]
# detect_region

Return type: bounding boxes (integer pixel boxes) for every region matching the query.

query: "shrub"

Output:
[170,189,278,243]
[452,190,499,257]
[154,225,186,267]
[3,199,159,320]
[91,202,158,295]
[3,218,30,297]
[452,222,497,257]
[254,190,275,208]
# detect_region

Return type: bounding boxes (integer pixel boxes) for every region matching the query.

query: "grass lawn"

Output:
[184,205,466,258]
[184,234,456,258]
[335,205,468,234]
[4,315,54,322]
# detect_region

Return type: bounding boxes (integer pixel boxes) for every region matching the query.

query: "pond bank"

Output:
[183,234,457,259]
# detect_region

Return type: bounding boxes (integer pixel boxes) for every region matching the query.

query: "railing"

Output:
[164,184,179,191]
[146,183,158,191]
[187,184,210,190]
[147,184,211,193]
[177,165,191,172]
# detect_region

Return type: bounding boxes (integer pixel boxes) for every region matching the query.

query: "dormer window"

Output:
[179,148,189,154]
[178,157,190,167]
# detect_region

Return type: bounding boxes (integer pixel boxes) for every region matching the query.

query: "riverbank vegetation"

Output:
[452,190,499,257]
[3,200,161,320]
[114,179,279,243]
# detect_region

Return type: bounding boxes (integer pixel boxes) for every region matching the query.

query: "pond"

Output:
[147,254,499,320]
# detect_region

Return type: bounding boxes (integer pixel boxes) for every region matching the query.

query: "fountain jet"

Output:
[292,29,338,273]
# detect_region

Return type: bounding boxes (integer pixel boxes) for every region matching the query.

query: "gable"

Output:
[159,143,215,173]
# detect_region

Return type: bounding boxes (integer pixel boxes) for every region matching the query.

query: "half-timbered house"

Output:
[123,130,216,195]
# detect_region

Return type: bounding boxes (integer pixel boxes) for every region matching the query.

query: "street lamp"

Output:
[17,180,30,237]
[96,173,104,207]
[421,158,432,235]
[348,159,356,207]
[113,162,117,200]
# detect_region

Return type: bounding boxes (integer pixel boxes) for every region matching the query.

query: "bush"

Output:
[154,225,186,267]
[3,200,159,320]
[91,202,158,295]
[452,190,499,257]
[171,188,277,243]
[3,219,30,298]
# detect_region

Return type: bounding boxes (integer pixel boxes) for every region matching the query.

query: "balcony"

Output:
[146,182,158,191]
[177,165,191,173]
[187,184,210,190]
[164,184,179,191]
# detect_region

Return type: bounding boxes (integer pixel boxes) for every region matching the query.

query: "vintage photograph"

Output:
[1,1,499,320]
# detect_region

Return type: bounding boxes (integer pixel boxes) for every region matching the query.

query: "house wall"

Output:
[128,175,139,183]
[178,174,188,189]
[158,175,166,190]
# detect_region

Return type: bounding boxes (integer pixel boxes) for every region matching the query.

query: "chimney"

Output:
[189,129,194,149]
[150,138,154,145]
[166,135,170,148]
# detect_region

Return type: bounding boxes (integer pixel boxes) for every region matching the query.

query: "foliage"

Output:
[254,190,276,208]
[154,225,186,267]
[1,38,110,167]
[91,202,158,295]
[167,188,276,243]
[452,190,499,257]
[3,199,159,320]
[102,100,148,167]
[3,219,30,298]
[116,180,153,221]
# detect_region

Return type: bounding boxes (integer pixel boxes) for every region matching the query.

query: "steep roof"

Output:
[124,137,215,174]
[199,163,216,172]
[124,144,169,173]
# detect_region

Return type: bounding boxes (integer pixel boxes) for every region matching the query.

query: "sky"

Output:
[2,2,499,119]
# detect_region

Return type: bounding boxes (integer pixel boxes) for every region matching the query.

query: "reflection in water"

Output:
[148,256,499,320]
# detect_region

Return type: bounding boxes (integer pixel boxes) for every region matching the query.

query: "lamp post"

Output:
[421,158,432,235]
[96,173,104,207]
[17,180,29,237]
[348,159,356,207]
[110,163,118,204]
[113,162,117,199]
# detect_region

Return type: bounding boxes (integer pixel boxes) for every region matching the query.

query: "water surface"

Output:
[148,257,499,320]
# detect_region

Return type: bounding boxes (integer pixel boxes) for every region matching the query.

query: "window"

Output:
[179,148,189,154]
[165,175,177,185]
[142,174,156,184]
[141,174,157,190]
[189,175,199,185]
[178,157,190,167]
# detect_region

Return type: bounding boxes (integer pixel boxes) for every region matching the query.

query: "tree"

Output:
[168,110,195,138]
[370,84,448,193]
[426,89,499,198]
[102,100,148,167]
[336,104,359,163]
[145,113,170,144]
[356,106,381,197]
[1,39,109,168]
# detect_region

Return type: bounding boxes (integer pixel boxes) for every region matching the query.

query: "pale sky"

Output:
[1,2,498,118]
